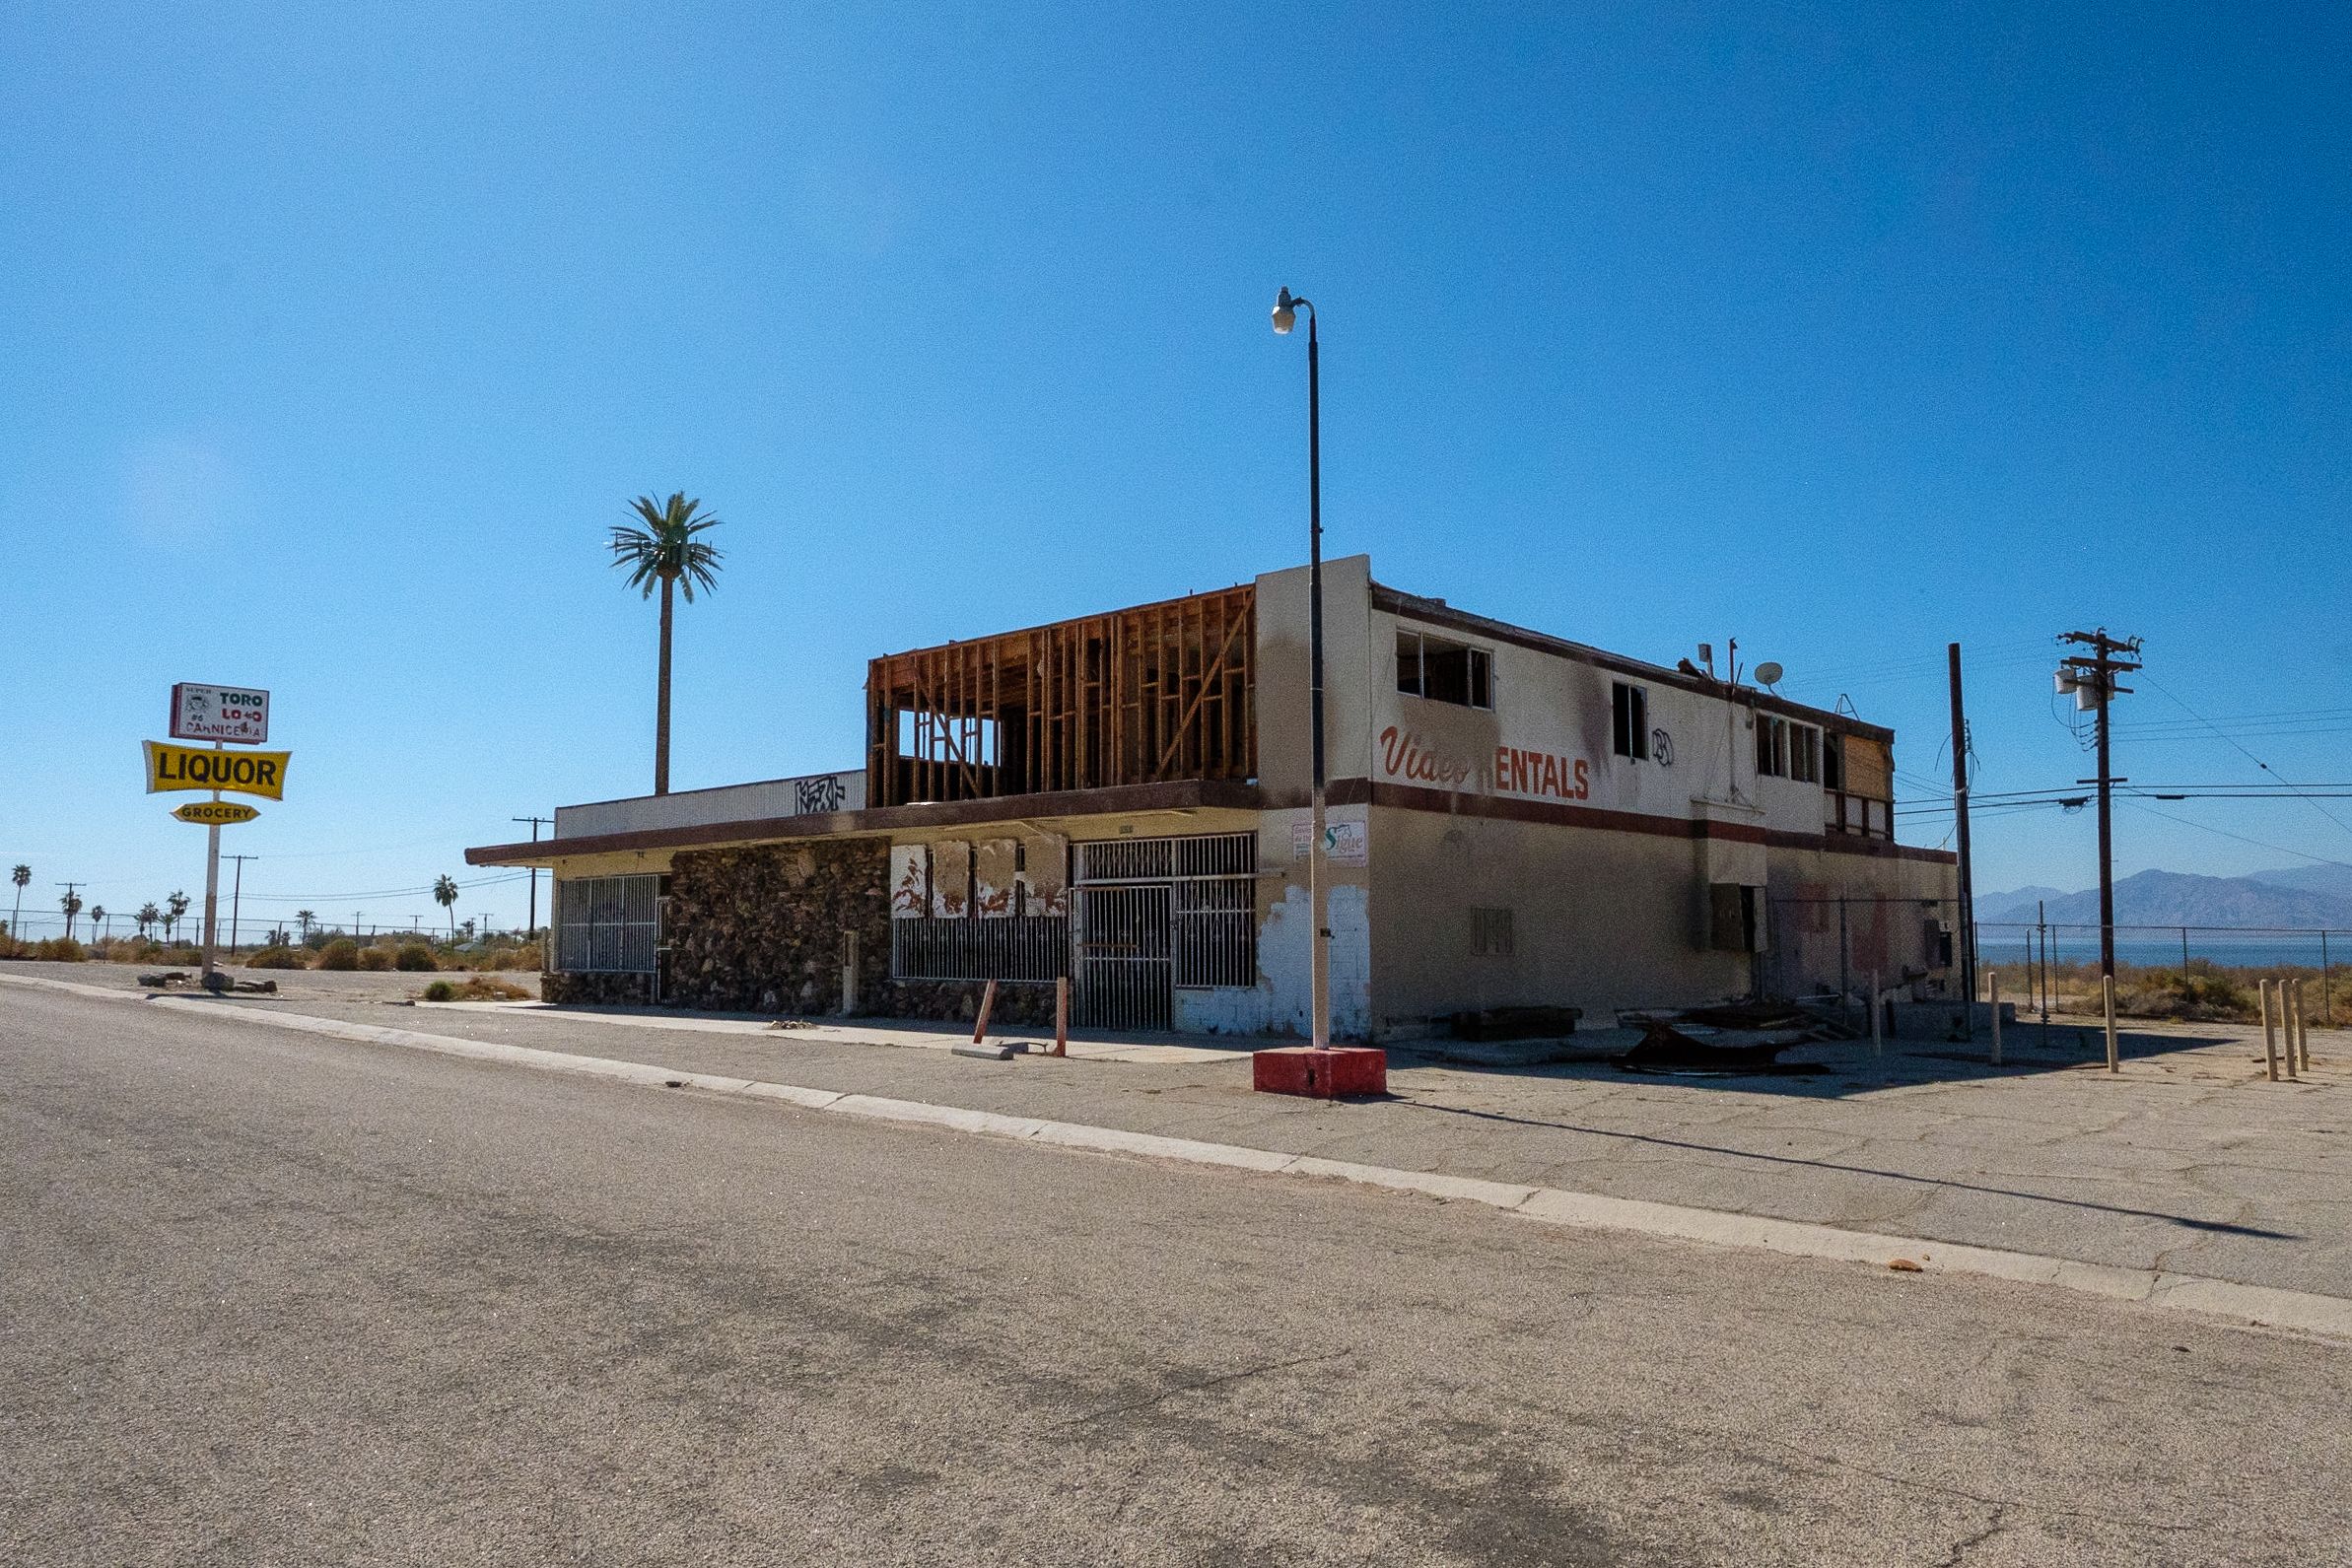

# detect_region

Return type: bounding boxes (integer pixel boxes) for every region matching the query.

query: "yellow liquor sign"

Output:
[143,740,291,801]
[173,801,261,826]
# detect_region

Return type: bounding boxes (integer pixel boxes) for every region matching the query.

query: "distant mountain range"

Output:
[1974,867,2352,930]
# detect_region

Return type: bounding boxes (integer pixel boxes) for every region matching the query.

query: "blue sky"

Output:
[3,1,2348,934]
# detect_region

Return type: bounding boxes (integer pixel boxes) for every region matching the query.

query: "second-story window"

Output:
[1755,714,1789,778]
[1397,630,1492,710]
[1791,723,1821,784]
[1612,681,1649,760]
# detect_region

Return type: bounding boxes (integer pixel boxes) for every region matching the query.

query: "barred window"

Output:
[891,917,1069,982]
[554,874,660,973]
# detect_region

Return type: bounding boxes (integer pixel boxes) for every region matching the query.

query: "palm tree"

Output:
[296,910,316,943]
[9,864,28,938]
[610,492,725,795]
[433,874,460,937]
[90,905,107,943]
[137,902,161,940]
[166,890,190,941]
[60,890,83,941]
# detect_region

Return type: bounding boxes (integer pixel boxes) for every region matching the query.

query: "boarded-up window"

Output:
[1707,883,1764,953]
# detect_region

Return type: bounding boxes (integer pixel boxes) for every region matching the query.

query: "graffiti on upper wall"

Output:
[1650,729,1675,767]
[795,774,848,814]
[1378,725,1590,802]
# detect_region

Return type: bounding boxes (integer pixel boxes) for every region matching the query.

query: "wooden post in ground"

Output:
[2284,979,2302,1081]
[2299,978,2316,1070]
[2260,979,2280,1082]
[1869,970,1882,1063]
[2103,975,2119,1073]
[840,930,860,1016]
[972,979,998,1046]
[1988,971,2002,1067]
[1053,976,1070,1057]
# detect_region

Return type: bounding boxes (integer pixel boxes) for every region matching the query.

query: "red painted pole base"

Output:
[1252,1046,1387,1098]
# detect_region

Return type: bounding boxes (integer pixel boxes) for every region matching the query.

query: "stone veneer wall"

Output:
[541,970,654,1005]
[563,839,1062,1024]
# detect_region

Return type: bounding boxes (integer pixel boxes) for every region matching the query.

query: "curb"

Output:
[7,971,2348,1340]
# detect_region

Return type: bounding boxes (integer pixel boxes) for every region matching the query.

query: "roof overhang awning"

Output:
[464,778,1266,867]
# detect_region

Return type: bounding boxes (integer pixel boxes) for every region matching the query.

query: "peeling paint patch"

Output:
[889,844,926,919]
[974,838,1017,919]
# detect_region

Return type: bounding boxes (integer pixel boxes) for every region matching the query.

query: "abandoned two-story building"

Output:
[465,556,1958,1038]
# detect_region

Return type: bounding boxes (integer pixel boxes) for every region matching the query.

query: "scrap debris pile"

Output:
[1613,999,1853,1076]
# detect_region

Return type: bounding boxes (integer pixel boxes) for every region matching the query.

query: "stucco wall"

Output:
[1365,804,1753,1033]
[1364,800,1958,1033]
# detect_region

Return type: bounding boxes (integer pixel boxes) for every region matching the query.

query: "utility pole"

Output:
[513,815,551,935]
[225,854,257,956]
[1946,644,1975,1032]
[2057,629,2143,982]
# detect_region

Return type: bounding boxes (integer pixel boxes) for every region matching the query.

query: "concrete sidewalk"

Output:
[10,959,2341,1305]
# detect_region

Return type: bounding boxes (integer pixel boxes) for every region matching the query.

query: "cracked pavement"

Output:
[20,957,2337,1301]
[7,982,2351,1565]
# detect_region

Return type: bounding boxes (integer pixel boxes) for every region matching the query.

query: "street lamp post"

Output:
[1272,287,1330,1052]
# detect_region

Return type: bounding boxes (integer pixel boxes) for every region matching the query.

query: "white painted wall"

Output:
[553,771,865,840]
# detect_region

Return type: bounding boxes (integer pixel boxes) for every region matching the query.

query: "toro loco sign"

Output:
[171,682,270,744]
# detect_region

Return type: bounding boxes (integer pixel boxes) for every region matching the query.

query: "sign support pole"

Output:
[200,742,223,981]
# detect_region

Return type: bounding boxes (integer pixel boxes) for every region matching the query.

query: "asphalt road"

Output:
[5,988,2347,1566]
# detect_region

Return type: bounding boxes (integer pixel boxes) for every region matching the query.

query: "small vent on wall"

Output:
[1471,907,1515,958]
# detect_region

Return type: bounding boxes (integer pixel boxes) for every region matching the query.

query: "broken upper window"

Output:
[1790,722,1821,784]
[1755,714,1789,778]
[1397,630,1492,710]
[1823,732,1846,791]
[1612,681,1648,760]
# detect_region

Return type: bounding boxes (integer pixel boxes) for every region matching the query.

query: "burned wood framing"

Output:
[866,584,1256,807]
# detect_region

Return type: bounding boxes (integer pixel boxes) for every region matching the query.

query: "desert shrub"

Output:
[356,944,393,972]
[421,980,457,1001]
[246,945,308,970]
[34,937,86,961]
[395,942,439,972]
[317,938,360,971]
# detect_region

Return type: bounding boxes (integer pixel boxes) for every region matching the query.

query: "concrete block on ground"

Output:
[1252,1046,1387,1098]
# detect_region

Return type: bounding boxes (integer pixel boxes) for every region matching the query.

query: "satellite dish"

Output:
[1755,661,1784,688]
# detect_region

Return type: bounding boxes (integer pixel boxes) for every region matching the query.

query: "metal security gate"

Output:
[1073,833,1255,1031]
[1075,883,1175,1031]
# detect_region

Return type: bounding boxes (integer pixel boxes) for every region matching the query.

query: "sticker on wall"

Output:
[1289,819,1368,866]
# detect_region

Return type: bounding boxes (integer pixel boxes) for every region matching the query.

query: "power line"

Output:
[2121,801,2352,876]
[2137,671,2352,846]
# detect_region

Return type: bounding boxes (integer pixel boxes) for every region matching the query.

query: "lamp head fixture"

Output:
[1272,287,1307,334]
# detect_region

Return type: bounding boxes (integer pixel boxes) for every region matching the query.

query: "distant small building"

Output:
[467,557,1956,1036]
